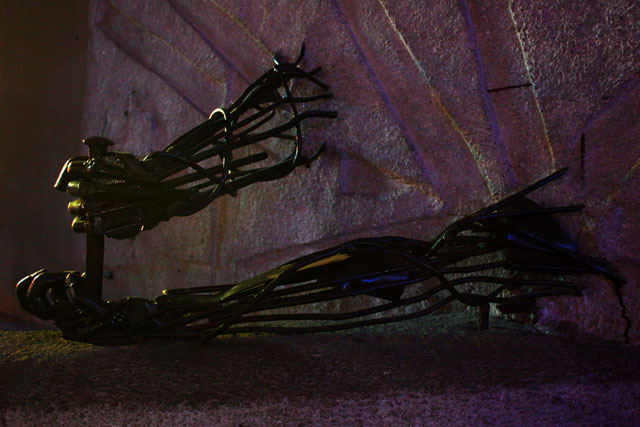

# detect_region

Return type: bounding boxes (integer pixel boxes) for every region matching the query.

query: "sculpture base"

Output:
[2,313,638,425]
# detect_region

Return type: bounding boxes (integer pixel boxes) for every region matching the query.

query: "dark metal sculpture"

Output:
[16,49,623,345]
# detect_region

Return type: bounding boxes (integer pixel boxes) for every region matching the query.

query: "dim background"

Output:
[0,0,87,326]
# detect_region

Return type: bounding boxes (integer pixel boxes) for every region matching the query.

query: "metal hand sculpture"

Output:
[54,45,334,240]
[16,49,625,345]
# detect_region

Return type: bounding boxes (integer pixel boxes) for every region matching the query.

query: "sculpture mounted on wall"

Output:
[16,48,624,344]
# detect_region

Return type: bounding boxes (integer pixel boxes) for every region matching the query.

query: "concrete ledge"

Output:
[2,314,639,425]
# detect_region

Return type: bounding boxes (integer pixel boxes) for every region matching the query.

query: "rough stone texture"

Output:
[15,1,638,343]
[467,0,555,186]
[2,315,640,425]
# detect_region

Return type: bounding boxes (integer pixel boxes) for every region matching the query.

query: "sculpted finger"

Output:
[26,271,71,320]
[53,156,88,191]
[66,272,110,318]
[16,269,47,315]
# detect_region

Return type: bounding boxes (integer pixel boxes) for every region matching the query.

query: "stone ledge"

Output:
[2,314,639,425]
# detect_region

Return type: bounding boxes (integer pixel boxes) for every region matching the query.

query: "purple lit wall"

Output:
[4,0,639,344]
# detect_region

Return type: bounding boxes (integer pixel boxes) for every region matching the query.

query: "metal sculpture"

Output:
[16,49,624,345]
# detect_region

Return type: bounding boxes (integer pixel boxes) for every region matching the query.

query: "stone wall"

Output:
[77,0,639,343]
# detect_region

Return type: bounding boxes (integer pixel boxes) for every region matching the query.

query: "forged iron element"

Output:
[16,169,624,344]
[54,44,336,240]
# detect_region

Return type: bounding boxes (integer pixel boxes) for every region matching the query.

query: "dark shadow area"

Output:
[0,0,89,323]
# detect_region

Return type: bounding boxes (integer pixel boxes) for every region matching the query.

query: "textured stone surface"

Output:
[467,0,555,185]
[2,315,639,425]
[10,0,638,343]
[509,0,640,165]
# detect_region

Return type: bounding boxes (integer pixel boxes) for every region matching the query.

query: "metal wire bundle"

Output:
[53,44,336,238]
[140,168,622,342]
[18,167,624,344]
[16,48,626,345]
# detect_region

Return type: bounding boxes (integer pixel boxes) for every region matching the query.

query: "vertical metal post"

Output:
[83,136,113,298]
[478,302,490,331]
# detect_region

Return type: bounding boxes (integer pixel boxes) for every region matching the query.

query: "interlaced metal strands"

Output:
[53,44,336,239]
[145,168,622,343]
[19,167,623,345]
[16,50,625,345]
[150,45,335,217]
